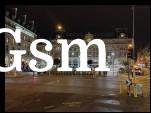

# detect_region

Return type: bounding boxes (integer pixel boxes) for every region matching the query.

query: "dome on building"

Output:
[84,32,94,43]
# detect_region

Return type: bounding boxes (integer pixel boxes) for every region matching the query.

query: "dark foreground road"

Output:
[5,74,150,112]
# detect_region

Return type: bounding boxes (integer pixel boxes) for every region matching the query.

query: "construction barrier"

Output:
[119,80,144,97]
[47,71,107,78]
[133,83,143,97]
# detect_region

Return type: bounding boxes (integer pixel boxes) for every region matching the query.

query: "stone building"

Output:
[5,16,37,67]
[51,32,132,75]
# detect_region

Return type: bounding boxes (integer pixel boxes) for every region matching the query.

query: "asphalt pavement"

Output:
[5,74,150,112]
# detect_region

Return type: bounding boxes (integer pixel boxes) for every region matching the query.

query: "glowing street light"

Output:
[120,33,126,38]
[128,44,133,49]
[56,24,64,31]
[58,25,62,30]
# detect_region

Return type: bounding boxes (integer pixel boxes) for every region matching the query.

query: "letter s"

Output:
[29,39,53,72]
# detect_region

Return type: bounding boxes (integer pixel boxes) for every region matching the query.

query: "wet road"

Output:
[5,75,150,112]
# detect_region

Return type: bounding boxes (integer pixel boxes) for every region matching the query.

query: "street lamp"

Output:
[56,24,64,31]
[57,25,62,30]
[132,5,136,84]
[128,44,133,49]
[120,33,126,38]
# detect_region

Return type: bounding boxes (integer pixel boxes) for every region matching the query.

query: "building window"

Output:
[74,48,76,51]
[18,43,21,46]
[6,45,8,51]
[12,39,15,45]
[23,44,25,49]
[27,51,30,55]
[6,38,8,43]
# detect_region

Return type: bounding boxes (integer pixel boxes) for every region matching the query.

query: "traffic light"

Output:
[127,48,133,59]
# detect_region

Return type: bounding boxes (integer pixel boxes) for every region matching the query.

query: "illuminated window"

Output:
[24,36,26,40]
[12,39,14,45]
[6,38,8,43]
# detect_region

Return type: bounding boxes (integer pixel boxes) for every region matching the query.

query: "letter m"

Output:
[57,39,110,71]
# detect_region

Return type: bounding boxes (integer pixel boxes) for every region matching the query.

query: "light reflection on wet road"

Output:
[5,75,150,112]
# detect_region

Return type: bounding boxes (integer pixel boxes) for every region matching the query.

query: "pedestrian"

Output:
[131,68,134,77]
[91,68,93,75]
[21,62,25,71]
[126,77,132,96]
[73,67,76,75]
[93,67,95,77]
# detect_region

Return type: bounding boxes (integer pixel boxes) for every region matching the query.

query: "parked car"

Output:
[119,68,125,73]
[133,67,144,76]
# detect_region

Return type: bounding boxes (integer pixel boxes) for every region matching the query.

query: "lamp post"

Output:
[107,56,111,68]
[111,52,115,77]
[47,51,50,77]
[132,5,136,83]
[107,55,111,77]
[128,43,133,78]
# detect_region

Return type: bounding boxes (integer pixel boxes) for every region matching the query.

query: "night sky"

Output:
[6,5,150,49]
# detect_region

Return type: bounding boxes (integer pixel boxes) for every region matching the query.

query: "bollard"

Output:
[147,84,150,97]
[133,84,138,98]
[120,81,123,94]
[14,70,17,77]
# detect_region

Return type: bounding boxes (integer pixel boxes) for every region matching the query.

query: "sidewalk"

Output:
[5,71,37,79]
[118,73,150,97]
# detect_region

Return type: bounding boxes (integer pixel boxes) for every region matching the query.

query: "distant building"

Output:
[5,16,37,67]
[36,43,52,69]
[51,31,132,74]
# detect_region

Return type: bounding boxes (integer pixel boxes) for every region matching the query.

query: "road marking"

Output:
[44,105,55,110]
[96,107,123,112]
[62,101,81,107]
[95,99,120,105]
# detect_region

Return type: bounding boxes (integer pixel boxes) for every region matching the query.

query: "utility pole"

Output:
[131,5,139,97]
[132,5,136,84]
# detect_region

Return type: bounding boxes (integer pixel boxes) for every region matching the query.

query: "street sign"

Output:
[126,79,132,86]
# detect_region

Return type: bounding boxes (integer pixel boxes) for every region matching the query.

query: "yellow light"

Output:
[58,26,62,30]
[57,24,63,31]
[6,38,8,43]
[128,44,132,48]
